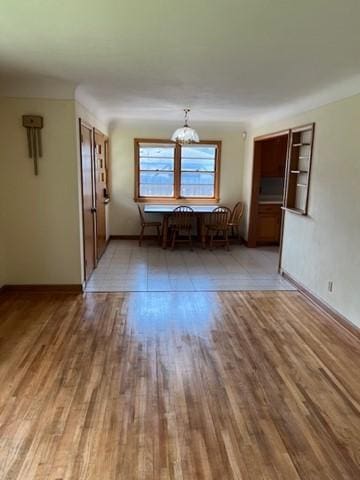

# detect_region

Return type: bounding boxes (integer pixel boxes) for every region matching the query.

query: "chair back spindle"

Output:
[137,204,162,246]
[229,202,244,225]
[137,205,145,225]
[168,205,194,250]
[170,205,194,231]
[209,206,231,228]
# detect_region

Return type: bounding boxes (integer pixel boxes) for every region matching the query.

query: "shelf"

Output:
[284,122,315,216]
[282,207,306,215]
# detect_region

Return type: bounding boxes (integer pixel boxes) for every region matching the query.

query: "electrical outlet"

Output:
[328,281,333,293]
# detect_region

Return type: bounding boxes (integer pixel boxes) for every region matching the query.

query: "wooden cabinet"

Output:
[256,204,282,244]
[248,133,289,247]
[260,136,288,177]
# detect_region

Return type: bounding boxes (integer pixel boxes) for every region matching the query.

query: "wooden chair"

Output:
[228,201,244,242]
[168,206,194,250]
[202,206,231,251]
[137,205,161,246]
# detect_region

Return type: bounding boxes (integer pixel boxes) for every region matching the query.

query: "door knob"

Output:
[91,207,97,213]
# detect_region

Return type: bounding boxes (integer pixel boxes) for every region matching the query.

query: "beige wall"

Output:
[0,97,82,285]
[109,120,245,235]
[243,94,360,327]
[75,101,108,135]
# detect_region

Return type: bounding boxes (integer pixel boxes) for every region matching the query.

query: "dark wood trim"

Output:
[79,118,88,282]
[278,134,292,272]
[247,140,262,247]
[303,122,315,215]
[134,138,176,145]
[104,137,110,196]
[254,129,290,141]
[1,284,83,293]
[282,271,360,339]
[174,139,181,199]
[79,118,93,131]
[134,139,222,203]
[134,138,140,200]
[79,119,97,281]
[135,197,220,204]
[214,141,221,202]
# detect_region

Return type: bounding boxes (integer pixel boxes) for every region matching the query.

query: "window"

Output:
[138,142,175,197]
[134,139,221,202]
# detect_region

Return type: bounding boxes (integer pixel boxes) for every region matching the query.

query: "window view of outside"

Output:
[181,146,216,197]
[139,144,217,198]
[139,145,175,197]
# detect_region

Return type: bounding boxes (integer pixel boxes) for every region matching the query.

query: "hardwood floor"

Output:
[0,291,359,479]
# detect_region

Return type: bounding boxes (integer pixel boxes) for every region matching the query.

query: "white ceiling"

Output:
[1,0,360,124]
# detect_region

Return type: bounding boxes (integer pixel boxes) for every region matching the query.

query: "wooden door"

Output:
[248,131,289,248]
[256,204,281,244]
[80,122,96,281]
[94,130,108,259]
[261,136,288,177]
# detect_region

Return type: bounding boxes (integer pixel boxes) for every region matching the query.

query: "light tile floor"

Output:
[86,240,296,292]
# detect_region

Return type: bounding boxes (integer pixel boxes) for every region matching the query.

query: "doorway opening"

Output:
[247,130,290,271]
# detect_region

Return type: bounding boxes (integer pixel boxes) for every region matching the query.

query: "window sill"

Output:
[135,197,220,204]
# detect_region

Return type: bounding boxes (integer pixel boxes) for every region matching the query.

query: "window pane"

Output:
[139,146,175,171]
[180,172,215,197]
[139,146,174,158]
[140,171,174,197]
[181,146,216,172]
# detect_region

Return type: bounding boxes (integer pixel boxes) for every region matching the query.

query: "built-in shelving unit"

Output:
[284,123,315,215]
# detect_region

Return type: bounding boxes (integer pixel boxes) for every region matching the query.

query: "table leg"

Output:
[162,214,169,248]
[196,215,201,242]
[199,215,206,249]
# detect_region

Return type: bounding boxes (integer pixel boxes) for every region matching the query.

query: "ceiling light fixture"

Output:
[171,108,200,144]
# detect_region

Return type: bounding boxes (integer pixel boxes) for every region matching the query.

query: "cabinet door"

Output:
[256,206,281,243]
[261,136,288,177]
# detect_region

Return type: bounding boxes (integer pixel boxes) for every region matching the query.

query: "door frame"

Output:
[93,127,109,260]
[247,129,291,273]
[79,118,97,282]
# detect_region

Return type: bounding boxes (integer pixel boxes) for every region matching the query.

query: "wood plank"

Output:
[0,291,359,479]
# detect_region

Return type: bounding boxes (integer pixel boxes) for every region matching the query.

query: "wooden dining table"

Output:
[143,204,218,248]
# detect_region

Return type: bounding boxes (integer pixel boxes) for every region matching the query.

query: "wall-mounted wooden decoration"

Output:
[22,115,44,175]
